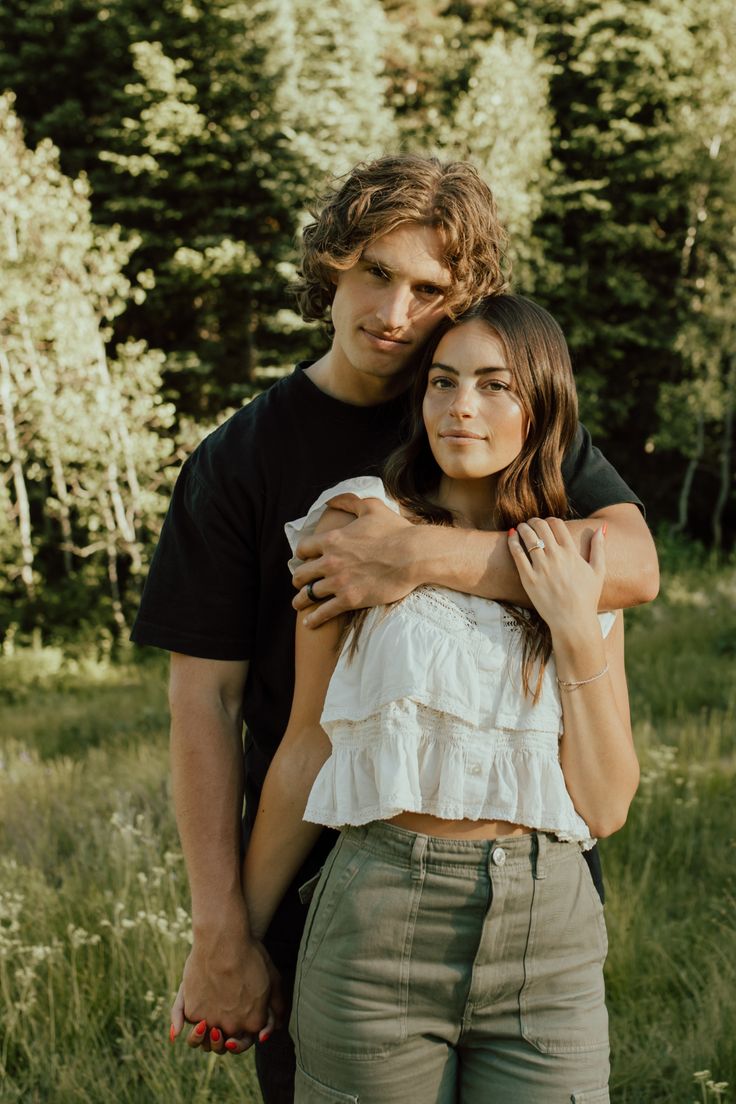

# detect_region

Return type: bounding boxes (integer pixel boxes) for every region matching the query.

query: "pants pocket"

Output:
[299,836,369,978]
[295,1063,358,1103]
[294,846,422,1058]
[520,849,609,1056]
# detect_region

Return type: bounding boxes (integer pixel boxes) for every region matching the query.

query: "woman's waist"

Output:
[338,820,584,874]
[386,811,533,841]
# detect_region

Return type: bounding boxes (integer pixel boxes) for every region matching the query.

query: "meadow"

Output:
[1,544,734,1103]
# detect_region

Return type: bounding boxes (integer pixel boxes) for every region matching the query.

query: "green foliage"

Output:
[1,0,736,642]
[283,0,398,178]
[0,94,175,638]
[383,7,553,278]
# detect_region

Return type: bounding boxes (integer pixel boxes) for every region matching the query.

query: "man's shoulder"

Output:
[189,367,307,484]
[210,368,305,445]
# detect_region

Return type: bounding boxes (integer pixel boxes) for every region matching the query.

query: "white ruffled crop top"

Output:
[285,476,616,849]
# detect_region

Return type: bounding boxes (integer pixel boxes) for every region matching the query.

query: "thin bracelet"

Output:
[556,663,609,692]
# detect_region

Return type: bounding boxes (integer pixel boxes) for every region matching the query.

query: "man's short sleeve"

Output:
[130,452,258,660]
[562,424,644,517]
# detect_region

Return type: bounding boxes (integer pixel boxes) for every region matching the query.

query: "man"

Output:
[131,154,658,1103]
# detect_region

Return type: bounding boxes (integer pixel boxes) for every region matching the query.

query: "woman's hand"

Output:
[168,937,285,1055]
[508,517,606,640]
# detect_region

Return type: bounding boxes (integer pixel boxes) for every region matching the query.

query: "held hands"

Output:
[292,493,416,628]
[169,935,284,1056]
[508,518,606,639]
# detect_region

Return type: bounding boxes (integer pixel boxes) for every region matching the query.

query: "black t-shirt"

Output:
[131,363,642,967]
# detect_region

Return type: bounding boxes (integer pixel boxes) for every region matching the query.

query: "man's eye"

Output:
[368,266,389,280]
[417,285,443,297]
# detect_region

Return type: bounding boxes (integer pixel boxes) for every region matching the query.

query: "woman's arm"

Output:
[509,518,639,837]
[242,508,351,941]
[555,610,636,836]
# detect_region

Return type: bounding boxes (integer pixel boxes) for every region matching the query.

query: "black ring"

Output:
[306,580,321,603]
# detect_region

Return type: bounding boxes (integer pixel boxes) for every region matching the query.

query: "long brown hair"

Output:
[349,295,579,700]
[293,155,509,323]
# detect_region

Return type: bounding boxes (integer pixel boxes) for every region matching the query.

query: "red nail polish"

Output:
[210,1027,221,1043]
[602,523,608,537]
[169,1024,176,1043]
[508,527,516,537]
[195,1020,207,1036]
[225,1040,238,1051]
[259,1031,272,1044]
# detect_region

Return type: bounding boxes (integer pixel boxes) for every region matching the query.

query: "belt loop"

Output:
[410,833,427,882]
[533,833,548,880]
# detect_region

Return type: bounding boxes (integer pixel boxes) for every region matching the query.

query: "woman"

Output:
[243,294,639,1103]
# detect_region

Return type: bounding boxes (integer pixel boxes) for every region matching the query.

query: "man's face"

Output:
[329,223,452,398]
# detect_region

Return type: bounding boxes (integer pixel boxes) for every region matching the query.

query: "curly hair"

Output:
[294,154,509,323]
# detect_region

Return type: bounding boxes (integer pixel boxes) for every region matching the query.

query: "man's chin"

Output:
[356,359,414,383]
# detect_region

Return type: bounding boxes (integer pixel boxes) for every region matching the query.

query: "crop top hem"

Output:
[303,802,595,850]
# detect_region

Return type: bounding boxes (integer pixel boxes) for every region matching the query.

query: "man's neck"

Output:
[305,350,411,407]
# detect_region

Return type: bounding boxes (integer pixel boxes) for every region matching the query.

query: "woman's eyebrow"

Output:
[430,362,510,376]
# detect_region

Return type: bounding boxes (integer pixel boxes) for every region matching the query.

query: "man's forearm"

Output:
[170,704,250,936]
[414,503,659,610]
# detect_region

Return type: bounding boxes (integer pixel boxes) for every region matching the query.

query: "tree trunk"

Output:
[0,348,35,597]
[100,490,128,636]
[712,357,735,551]
[93,333,142,571]
[674,407,705,535]
[17,307,73,573]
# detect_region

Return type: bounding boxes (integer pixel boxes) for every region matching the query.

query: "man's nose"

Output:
[375,286,412,331]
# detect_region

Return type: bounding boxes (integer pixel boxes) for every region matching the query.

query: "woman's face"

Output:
[422,320,527,483]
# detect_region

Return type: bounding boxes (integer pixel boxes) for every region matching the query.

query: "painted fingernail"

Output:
[258,1030,272,1043]
[210,1028,221,1043]
[195,1020,207,1036]
[169,1024,176,1043]
[225,1040,238,1052]
[602,523,608,537]
[508,527,516,537]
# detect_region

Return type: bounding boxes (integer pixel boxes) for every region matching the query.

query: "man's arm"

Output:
[291,496,659,629]
[168,654,281,1052]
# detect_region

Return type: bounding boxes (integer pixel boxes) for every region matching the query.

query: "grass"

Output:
[0,552,734,1102]
[0,656,261,1104]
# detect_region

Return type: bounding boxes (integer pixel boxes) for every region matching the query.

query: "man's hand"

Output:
[292,493,417,628]
[169,935,285,1055]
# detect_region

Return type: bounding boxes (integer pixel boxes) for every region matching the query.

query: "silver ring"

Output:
[306,580,321,603]
[527,539,545,553]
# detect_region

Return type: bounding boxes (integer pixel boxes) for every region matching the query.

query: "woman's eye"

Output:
[429,376,453,389]
[484,380,508,392]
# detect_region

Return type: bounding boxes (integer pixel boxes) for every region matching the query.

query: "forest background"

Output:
[1,0,735,639]
[1,2,735,1103]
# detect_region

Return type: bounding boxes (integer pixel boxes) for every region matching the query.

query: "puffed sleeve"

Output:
[284,476,400,574]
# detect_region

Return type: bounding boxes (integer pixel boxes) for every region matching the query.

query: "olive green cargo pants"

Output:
[291,822,610,1103]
